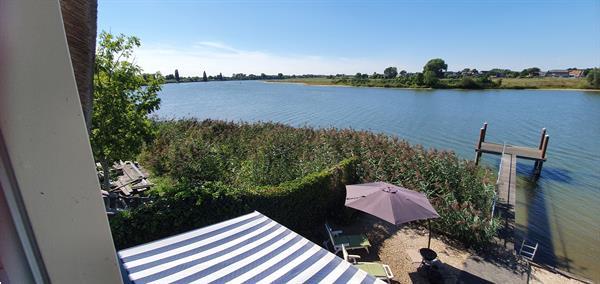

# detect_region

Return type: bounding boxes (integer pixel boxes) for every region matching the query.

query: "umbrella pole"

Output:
[428,220,432,249]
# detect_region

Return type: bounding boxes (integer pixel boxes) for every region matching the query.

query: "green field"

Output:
[494,77,590,89]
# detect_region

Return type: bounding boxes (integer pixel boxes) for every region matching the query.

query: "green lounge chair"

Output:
[325,223,371,254]
[342,245,394,283]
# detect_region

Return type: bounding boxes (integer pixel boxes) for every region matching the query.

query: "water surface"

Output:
[156,81,600,281]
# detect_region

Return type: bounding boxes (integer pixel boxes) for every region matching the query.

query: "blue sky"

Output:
[99,0,600,76]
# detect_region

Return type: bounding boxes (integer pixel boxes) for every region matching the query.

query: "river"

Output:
[155,80,600,281]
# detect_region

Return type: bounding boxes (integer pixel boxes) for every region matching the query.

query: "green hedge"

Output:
[109,158,357,249]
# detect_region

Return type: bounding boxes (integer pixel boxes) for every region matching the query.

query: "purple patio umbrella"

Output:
[345,182,440,248]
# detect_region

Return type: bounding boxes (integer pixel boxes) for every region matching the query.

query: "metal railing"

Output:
[490,142,507,221]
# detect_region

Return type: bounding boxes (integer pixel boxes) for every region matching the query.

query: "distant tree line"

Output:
[331,59,599,89]
[333,58,499,89]
[162,70,324,84]
[162,61,599,89]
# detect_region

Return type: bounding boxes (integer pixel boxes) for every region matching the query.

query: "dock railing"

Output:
[490,142,507,221]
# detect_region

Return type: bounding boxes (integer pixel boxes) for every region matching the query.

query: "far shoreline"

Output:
[264,79,600,92]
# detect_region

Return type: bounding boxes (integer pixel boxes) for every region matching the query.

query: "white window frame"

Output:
[0,0,122,283]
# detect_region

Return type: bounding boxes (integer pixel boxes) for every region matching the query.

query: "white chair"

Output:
[342,245,393,283]
[325,223,371,254]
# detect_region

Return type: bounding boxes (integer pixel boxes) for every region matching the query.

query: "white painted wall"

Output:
[0,0,122,283]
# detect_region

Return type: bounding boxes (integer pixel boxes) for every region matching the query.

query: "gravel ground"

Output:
[329,213,584,284]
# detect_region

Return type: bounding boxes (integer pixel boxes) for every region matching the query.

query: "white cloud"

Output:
[133,41,404,77]
[192,41,240,54]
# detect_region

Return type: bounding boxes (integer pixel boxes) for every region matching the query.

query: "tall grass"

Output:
[137,119,499,247]
[496,77,590,89]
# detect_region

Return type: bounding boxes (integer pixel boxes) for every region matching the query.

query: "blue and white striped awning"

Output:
[118,211,383,283]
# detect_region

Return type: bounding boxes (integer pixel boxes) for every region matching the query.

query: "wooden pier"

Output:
[475,122,549,247]
[475,122,549,173]
[498,153,517,209]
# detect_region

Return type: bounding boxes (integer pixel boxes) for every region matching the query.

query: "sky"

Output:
[98,0,600,76]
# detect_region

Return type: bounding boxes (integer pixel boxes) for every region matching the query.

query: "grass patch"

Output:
[495,77,590,89]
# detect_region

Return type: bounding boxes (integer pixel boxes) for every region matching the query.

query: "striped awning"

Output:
[118,211,383,283]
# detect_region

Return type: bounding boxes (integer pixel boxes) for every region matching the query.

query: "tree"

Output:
[218,72,223,80]
[399,70,407,77]
[423,58,448,78]
[92,31,162,190]
[587,68,600,89]
[520,67,541,77]
[383,67,398,79]
[203,71,208,82]
[423,70,438,87]
[174,69,180,82]
[459,77,479,89]
[277,73,284,79]
[416,72,424,86]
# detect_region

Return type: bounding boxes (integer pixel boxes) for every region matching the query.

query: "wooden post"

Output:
[534,128,547,171]
[538,128,547,150]
[541,135,549,159]
[475,122,487,165]
[482,122,488,142]
[534,135,549,176]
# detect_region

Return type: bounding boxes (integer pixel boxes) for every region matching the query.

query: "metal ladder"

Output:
[519,239,539,261]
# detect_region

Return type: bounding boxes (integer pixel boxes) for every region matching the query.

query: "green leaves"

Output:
[383,67,398,79]
[91,32,163,183]
[586,68,600,88]
[423,58,448,78]
[109,158,358,249]
[423,70,439,87]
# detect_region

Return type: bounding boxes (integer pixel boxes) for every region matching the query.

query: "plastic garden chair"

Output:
[325,223,371,254]
[342,245,393,283]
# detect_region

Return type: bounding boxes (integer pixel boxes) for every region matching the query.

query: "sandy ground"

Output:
[332,213,585,284]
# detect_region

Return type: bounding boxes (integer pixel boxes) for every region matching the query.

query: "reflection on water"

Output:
[534,166,574,184]
[517,174,557,268]
[156,81,600,281]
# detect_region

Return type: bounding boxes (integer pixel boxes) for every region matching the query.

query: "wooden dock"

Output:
[475,122,549,248]
[475,122,549,173]
[497,153,517,207]
[496,152,517,246]
[479,142,545,161]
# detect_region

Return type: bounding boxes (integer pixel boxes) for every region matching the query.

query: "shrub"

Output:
[109,158,358,249]
[587,68,600,89]
[459,77,481,89]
